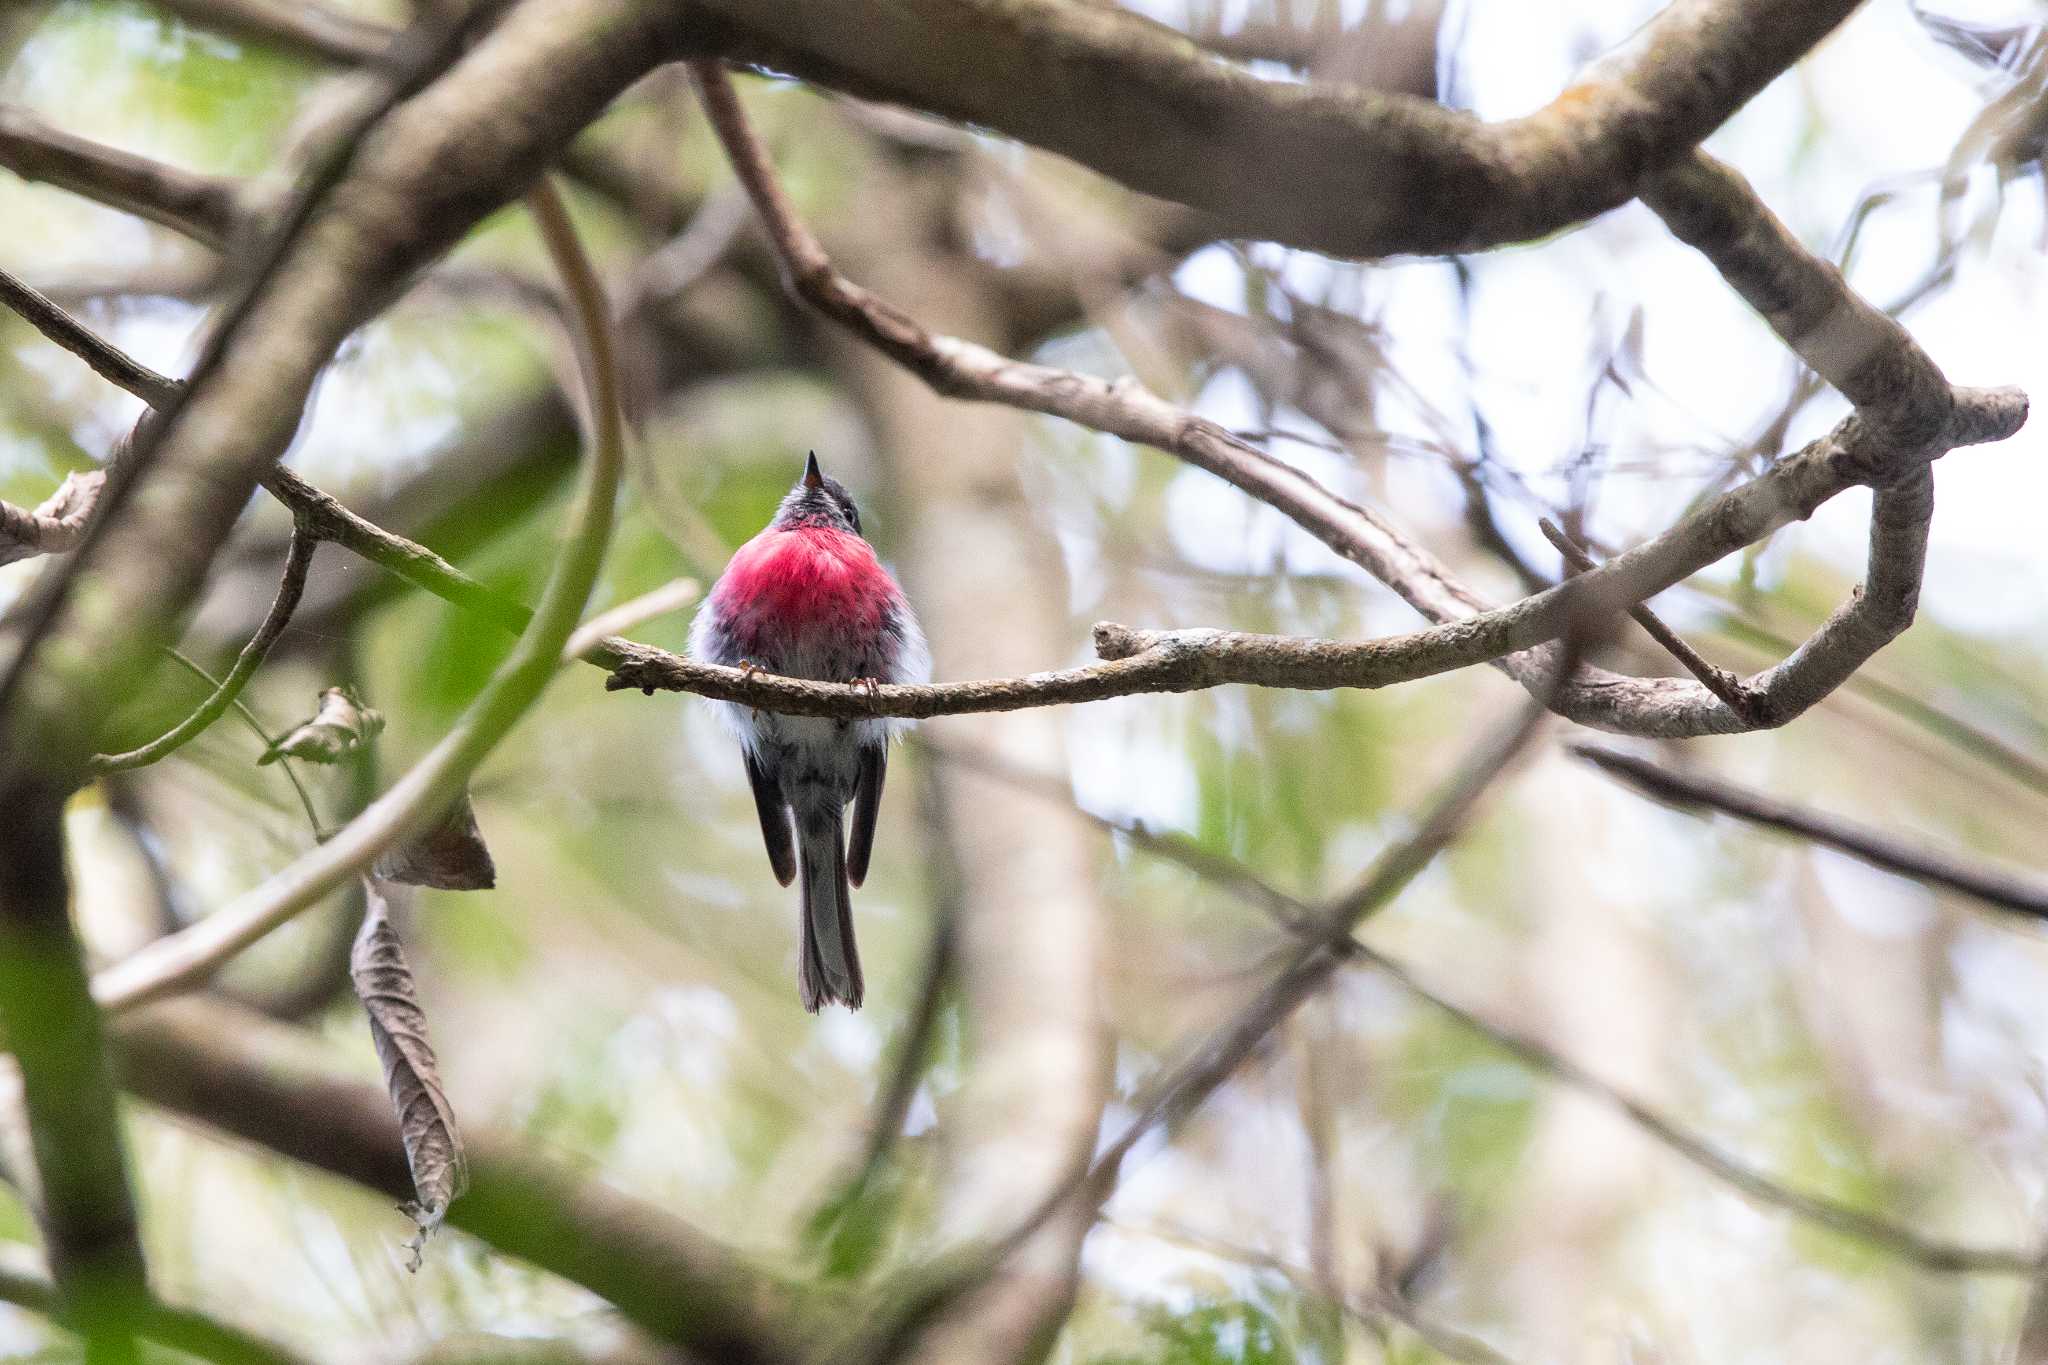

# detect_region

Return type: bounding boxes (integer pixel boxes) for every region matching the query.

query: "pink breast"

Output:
[715,528,893,639]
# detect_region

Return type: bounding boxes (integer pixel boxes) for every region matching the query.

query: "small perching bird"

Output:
[689,453,930,1010]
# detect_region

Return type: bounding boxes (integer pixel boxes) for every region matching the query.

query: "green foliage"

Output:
[18,3,313,175]
[1388,1014,1538,1217]
[802,1158,906,1281]
[1095,1299,1295,1365]
[1186,688,1392,889]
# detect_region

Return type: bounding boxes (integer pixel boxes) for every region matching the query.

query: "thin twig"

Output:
[854,649,1578,1365]
[1571,741,2048,921]
[1539,516,1757,721]
[937,745,2044,1277]
[560,578,700,663]
[157,651,322,839]
[91,175,625,1013]
[0,267,183,407]
[685,60,2025,738]
[90,526,316,774]
[0,2,510,750]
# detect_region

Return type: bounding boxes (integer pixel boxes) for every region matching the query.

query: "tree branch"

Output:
[685,0,1866,258]
[0,471,103,568]
[936,743,2045,1277]
[88,525,316,774]
[620,65,2026,737]
[1540,516,1758,722]
[1570,741,2048,922]
[0,266,184,406]
[90,175,626,1014]
[0,789,146,1347]
[0,104,241,248]
[114,999,803,1363]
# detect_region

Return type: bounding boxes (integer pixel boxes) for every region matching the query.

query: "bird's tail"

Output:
[796,813,863,1011]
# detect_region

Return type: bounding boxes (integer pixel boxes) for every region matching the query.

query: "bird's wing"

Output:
[846,743,887,888]
[745,751,797,886]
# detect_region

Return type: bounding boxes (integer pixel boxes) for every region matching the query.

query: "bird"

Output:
[689,452,930,1011]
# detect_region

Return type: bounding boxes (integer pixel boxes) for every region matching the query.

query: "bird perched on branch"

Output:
[690,453,930,1010]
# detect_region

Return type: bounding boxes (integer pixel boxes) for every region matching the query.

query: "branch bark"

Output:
[0,104,241,248]
[1570,742,2048,921]
[90,174,625,1014]
[685,0,1867,258]
[0,789,146,1346]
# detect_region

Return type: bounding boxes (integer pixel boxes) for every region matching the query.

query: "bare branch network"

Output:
[0,0,2040,1360]
[5,63,2024,737]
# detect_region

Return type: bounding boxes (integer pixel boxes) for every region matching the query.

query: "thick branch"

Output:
[1571,742,2048,921]
[91,176,626,1014]
[115,999,802,1363]
[0,790,146,1341]
[0,0,686,788]
[0,104,241,248]
[686,0,1865,258]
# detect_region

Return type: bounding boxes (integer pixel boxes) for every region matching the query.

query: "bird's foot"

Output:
[851,676,883,713]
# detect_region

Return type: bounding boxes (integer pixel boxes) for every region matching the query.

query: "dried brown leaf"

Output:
[373,786,496,890]
[261,685,384,765]
[0,469,104,567]
[350,879,467,1269]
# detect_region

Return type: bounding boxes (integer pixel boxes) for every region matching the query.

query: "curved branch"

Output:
[89,526,316,774]
[688,0,1867,258]
[0,471,102,568]
[646,67,2030,734]
[91,175,626,1013]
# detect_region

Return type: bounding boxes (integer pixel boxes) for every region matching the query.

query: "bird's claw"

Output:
[852,676,883,713]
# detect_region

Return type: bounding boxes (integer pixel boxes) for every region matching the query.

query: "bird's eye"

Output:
[839,497,861,534]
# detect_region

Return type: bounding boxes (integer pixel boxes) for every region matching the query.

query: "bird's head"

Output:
[770,451,864,537]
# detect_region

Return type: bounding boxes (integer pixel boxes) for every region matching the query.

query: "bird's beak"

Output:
[803,451,824,490]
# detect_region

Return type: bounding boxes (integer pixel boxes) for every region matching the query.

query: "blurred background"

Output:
[4,0,2048,1359]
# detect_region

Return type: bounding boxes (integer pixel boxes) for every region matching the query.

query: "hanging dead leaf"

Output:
[374,785,496,890]
[350,878,467,1270]
[260,685,384,765]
